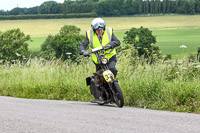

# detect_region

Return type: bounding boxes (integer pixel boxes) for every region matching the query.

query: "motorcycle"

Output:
[85,46,124,108]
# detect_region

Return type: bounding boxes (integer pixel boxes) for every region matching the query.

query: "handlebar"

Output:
[81,46,112,57]
[91,46,104,53]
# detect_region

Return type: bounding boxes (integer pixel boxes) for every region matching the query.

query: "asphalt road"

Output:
[0,96,200,133]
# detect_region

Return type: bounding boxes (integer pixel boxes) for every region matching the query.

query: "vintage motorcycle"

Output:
[85,46,124,108]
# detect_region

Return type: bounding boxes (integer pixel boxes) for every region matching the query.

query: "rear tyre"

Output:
[113,82,124,108]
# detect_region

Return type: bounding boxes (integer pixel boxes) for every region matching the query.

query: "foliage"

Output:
[123,26,161,62]
[40,25,84,61]
[63,0,96,14]
[95,0,125,16]
[187,53,197,63]
[39,35,55,59]
[0,29,31,63]
[9,8,26,15]
[163,54,172,61]
[37,1,62,14]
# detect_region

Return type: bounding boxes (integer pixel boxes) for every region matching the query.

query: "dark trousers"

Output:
[94,55,118,77]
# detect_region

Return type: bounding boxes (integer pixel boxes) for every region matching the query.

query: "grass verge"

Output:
[0,56,199,113]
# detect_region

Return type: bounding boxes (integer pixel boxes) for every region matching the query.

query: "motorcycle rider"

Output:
[79,18,120,103]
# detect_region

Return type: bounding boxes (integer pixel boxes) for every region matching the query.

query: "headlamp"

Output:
[101,58,108,64]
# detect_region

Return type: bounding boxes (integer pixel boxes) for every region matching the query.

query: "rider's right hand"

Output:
[81,50,90,56]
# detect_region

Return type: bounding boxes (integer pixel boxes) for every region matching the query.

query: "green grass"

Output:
[153,28,200,56]
[114,28,200,58]
[29,37,46,51]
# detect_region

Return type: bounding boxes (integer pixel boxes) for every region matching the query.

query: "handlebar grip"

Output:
[91,46,104,53]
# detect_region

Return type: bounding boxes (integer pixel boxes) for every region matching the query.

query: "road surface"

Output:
[0,96,200,133]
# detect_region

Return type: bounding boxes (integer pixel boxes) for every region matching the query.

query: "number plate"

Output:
[103,70,114,82]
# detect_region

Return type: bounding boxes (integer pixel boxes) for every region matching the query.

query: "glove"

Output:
[81,50,90,56]
[104,43,112,50]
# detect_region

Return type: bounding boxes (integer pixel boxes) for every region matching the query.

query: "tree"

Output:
[39,35,55,59]
[176,0,187,14]
[38,1,62,14]
[95,0,116,16]
[187,0,196,14]
[9,8,26,15]
[26,7,39,14]
[0,29,31,63]
[123,27,161,61]
[0,10,8,15]
[136,0,143,14]
[195,0,200,13]
[40,25,84,61]
[63,0,76,14]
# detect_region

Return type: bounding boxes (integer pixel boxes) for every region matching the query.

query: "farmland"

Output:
[0,15,199,56]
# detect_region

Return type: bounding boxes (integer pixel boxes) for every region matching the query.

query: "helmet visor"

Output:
[93,22,105,30]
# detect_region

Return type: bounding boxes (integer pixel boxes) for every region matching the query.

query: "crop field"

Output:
[153,28,200,56]
[0,15,200,55]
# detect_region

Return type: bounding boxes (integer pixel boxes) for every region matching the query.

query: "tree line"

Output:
[0,0,200,17]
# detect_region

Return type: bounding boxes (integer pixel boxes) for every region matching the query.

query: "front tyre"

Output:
[113,82,124,108]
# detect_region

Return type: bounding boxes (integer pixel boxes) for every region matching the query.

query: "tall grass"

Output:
[0,55,200,113]
[0,58,94,101]
[117,54,200,112]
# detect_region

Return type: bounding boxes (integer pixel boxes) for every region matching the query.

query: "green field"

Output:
[29,37,46,51]
[153,28,200,56]
[1,15,200,56]
[115,28,200,56]
[30,28,200,58]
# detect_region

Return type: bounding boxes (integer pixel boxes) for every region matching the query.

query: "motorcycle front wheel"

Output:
[113,82,124,108]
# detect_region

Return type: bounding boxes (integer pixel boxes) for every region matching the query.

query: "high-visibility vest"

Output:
[87,27,116,64]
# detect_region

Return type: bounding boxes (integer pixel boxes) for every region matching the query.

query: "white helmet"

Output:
[91,18,105,31]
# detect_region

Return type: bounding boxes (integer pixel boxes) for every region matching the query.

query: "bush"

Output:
[40,25,84,61]
[39,35,55,59]
[163,54,172,61]
[123,26,161,63]
[187,53,196,63]
[0,29,31,63]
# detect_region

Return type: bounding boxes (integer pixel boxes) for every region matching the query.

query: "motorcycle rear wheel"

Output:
[113,82,124,108]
